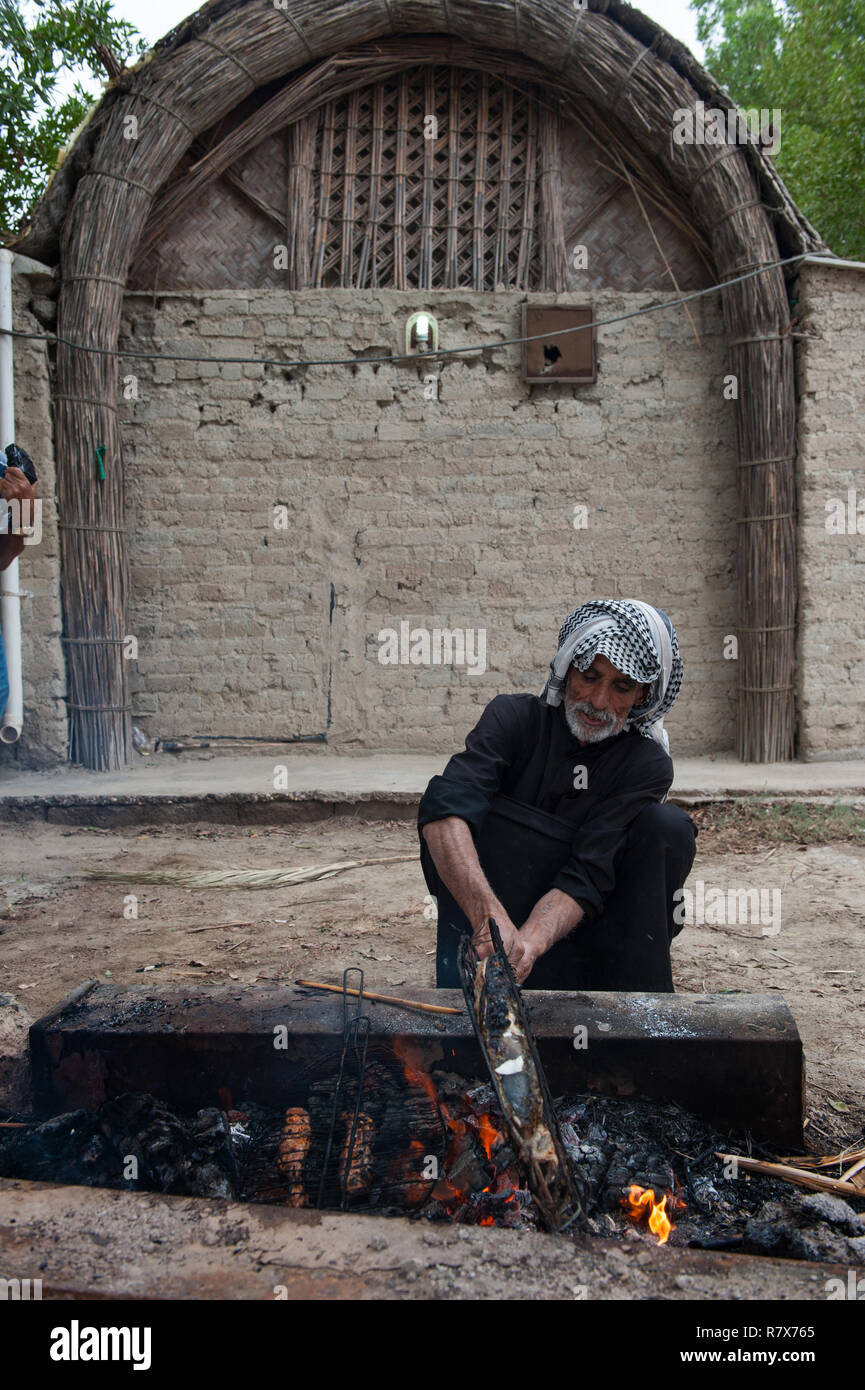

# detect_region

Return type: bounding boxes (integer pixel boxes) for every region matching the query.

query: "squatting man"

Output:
[419,599,697,989]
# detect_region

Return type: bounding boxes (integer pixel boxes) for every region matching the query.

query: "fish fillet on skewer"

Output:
[338,1111,376,1198]
[276,1106,312,1207]
[473,956,558,1169]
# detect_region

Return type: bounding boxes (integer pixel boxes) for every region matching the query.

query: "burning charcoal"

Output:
[166,1107,238,1199]
[578,1143,604,1163]
[586,1214,612,1236]
[495,1141,516,1169]
[475,1186,517,1206]
[689,1175,722,1214]
[446,1133,494,1195]
[499,1205,526,1230]
[464,1082,496,1110]
[472,1110,508,1164]
[561,1103,588,1126]
[0,1096,239,1199]
[430,1072,472,1101]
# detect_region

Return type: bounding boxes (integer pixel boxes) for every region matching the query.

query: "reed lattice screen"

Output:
[296,67,544,290]
[129,52,712,296]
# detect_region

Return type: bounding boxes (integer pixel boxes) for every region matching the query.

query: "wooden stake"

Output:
[341,90,359,287]
[494,84,513,289]
[312,100,336,286]
[516,96,537,288]
[716,1152,865,1199]
[295,979,462,1016]
[394,73,408,290]
[473,72,489,290]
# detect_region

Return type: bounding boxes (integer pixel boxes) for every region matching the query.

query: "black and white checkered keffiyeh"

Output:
[541,599,683,751]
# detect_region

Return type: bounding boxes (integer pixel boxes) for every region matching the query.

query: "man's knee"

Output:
[625,802,697,866]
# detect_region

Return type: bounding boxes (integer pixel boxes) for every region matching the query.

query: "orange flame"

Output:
[622,1184,678,1244]
[476,1112,503,1160]
[392,1037,439,1107]
[398,1138,430,1205]
[392,1037,465,1136]
[391,1039,514,1226]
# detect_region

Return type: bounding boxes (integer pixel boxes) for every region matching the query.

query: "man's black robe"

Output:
[418,693,673,920]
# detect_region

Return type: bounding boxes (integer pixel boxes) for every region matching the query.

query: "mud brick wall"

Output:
[10,271,856,768]
[796,262,865,760]
[117,288,737,756]
[0,283,66,768]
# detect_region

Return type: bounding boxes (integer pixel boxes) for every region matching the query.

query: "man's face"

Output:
[564,654,647,744]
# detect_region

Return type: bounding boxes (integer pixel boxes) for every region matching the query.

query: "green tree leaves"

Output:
[1,0,145,240]
[692,0,865,257]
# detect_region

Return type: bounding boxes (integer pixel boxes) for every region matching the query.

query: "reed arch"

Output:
[18,0,824,767]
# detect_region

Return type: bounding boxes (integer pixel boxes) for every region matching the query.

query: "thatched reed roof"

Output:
[13,0,827,265]
[9,0,827,769]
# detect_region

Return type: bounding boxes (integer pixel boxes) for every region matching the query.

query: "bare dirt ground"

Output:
[2,804,864,1152]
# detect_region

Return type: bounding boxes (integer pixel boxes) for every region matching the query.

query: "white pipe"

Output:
[0,248,53,744]
[0,566,23,743]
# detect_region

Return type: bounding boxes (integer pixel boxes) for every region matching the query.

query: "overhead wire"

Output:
[0,253,807,371]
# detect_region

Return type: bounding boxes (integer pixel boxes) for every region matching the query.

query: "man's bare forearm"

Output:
[423,818,586,982]
[422,817,505,927]
[0,534,24,572]
[509,889,585,984]
[522,890,584,954]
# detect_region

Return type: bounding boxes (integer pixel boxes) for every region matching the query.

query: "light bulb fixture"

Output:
[406,310,438,355]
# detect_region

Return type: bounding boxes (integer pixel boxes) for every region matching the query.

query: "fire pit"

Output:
[26,980,804,1144]
[3,979,863,1266]
[4,1074,862,1262]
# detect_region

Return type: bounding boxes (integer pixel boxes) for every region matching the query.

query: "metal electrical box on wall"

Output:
[521,305,596,383]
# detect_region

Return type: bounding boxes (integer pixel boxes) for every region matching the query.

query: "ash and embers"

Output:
[2,1083,864,1264]
[558,1092,865,1263]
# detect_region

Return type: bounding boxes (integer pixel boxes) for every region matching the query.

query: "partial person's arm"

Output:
[0,467,37,571]
[421,816,524,970]
[419,695,535,971]
[550,756,673,916]
[513,890,585,983]
[514,750,674,981]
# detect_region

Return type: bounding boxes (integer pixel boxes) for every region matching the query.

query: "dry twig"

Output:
[295,979,462,1016]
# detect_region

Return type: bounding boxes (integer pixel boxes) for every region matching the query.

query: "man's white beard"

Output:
[564,694,625,744]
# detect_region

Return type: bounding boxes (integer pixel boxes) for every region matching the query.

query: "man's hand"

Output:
[511,890,587,986]
[472,911,524,974]
[512,928,542,985]
[0,467,38,571]
[423,817,528,974]
[1,465,36,508]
